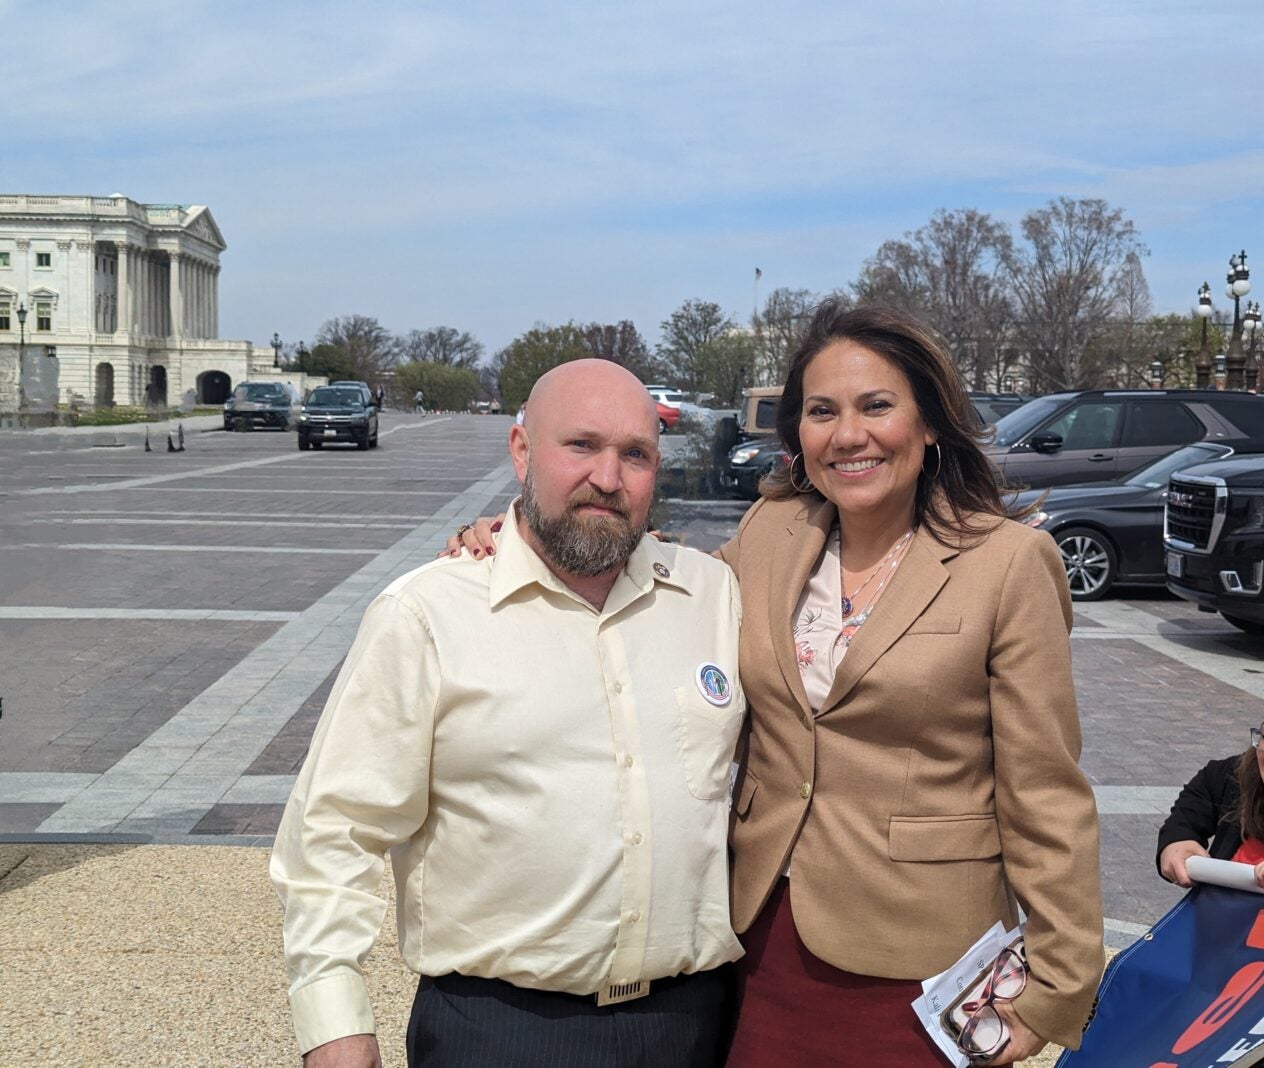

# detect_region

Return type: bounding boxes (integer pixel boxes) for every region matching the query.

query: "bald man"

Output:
[272,361,746,1068]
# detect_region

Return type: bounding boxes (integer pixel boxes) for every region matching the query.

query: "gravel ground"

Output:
[1,843,1069,1067]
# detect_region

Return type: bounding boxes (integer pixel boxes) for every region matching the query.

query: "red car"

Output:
[656,401,681,434]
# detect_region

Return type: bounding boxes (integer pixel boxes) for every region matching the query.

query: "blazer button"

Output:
[799,781,812,800]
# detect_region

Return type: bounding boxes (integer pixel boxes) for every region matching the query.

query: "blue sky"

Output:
[7,0,1262,355]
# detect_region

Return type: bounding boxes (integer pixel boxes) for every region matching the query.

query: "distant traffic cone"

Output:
[167,432,177,452]
[144,428,152,452]
[177,423,186,452]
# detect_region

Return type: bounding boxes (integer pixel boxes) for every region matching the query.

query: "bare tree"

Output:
[1004,198,1147,392]
[1083,251,1156,387]
[854,209,1014,389]
[581,321,660,382]
[314,315,397,380]
[657,300,735,391]
[395,326,484,370]
[752,288,818,385]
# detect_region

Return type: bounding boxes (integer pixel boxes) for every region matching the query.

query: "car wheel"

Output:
[297,434,309,451]
[1054,526,1117,601]
[357,430,370,450]
[311,440,323,449]
[1222,613,1264,636]
[659,418,669,434]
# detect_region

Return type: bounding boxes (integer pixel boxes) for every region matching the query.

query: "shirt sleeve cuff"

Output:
[290,972,377,1055]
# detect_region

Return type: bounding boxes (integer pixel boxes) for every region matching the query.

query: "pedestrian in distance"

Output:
[272,359,745,1068]
[1158,720,1264,889]
[414,389,425,415]
[448,303,1105,1066]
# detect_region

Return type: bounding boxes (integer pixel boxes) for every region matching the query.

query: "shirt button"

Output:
[629,910,641,923]
[631,832,644,845]
[624,754,635,768]
[799,781,812,800]
[613,681,623,694]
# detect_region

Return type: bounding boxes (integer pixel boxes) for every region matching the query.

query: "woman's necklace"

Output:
[839,529,913,619]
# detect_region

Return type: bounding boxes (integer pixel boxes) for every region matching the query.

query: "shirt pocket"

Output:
[887,814,1002,861]
[674,686,744,801]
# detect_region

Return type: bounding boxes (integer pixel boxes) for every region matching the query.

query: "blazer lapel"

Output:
[768,498,835,716]
[817,526,957,715]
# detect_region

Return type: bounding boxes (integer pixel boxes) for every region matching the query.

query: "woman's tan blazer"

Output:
[719,495,1104,1051]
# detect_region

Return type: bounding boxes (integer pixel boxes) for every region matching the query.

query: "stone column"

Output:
[117,244,133,337]
[169,253,184,339]
[197,262,206,338]
[211,265,219,339]
[75,240,94,336]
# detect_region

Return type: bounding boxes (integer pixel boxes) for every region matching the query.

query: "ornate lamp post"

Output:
[1214,353,1228,390]
[1150,359,1163,389]
[15,302,27,408]
[271,332,283,367]
[295,341,308,369]
[1194,282,1214,388]
[1225,251,1251,390]
[1245,301,1261,392]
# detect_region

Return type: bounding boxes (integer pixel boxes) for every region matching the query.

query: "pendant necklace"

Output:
[840,529,913,618]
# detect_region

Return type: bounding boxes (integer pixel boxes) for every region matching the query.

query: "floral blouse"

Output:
[791,524,907,711]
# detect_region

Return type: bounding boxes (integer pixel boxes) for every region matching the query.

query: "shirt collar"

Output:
[489,499,692,610]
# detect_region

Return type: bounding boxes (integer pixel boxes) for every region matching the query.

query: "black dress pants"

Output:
[406,969,731,1068]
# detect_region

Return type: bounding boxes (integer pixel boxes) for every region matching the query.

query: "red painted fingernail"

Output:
[491,522,503,533]
[484,545,495,555]
[472,549,483,558]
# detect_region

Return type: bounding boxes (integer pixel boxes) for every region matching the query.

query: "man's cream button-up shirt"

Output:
[270,506,746,1054]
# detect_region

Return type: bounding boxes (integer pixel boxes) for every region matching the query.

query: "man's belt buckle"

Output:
[596,980,649,1006]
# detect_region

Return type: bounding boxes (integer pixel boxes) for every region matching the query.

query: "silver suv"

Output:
[986,390,1264,488]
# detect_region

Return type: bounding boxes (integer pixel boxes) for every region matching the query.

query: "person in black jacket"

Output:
[1157,724,1264,887]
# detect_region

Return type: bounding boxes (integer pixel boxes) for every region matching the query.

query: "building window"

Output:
[35,252,52,269]
[36,301,52,332]
[0,252,10,269]
[0,303,9,331]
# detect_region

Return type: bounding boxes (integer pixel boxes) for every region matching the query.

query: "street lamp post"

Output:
[15,302,27,408]
[1245,301,1261,392]
[1214,353,1228,390]
[271,332,283,367]
[1225,251,1252,391]
[1150,359,1163,389]
[1194,282,1214,388]
[294,341,308,371]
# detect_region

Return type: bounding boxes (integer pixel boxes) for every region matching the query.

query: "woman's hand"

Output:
[1159,840,1210,887]
[438,515,506,559]
[979,1001,1046,1064]
[1254,861,1264,889]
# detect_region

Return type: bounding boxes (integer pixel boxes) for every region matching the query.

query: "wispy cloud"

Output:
[4,0,1260,349]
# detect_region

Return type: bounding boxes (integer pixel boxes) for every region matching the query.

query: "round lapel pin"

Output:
[695,663,732,707]
[653,562,670,578]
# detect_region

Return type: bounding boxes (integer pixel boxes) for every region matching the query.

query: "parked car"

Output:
[645,385,688,409]
[736,386,782,441]
[967,391,1030,427]
[328,380,377,408]
[223,381,300,431]
[722,437,789,499]
[297,385,379,450]
[1165,449,1264,634]
[656,401,681,434]
[1017,440,1264,601]
[986,389,1264,488]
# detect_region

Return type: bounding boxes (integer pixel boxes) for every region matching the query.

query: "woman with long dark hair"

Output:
[1159,722,1264,887]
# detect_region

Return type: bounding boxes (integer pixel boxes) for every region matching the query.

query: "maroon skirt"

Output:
[726,879,944,1067]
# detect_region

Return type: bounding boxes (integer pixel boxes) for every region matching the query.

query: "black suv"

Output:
[297,386,379,450]
[223,381,299,430]
[986,389,1264,488]
[1165,453,1264,634]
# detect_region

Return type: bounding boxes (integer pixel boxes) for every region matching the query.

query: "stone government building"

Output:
[0,194,294,414]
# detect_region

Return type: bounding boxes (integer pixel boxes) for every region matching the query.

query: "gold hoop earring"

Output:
[789,452,815,494]
[924,442,942,482]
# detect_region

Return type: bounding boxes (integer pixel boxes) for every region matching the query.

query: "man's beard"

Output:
[521,467,649,577]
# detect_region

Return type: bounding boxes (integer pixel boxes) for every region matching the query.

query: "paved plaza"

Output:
[2,414,1264,1063]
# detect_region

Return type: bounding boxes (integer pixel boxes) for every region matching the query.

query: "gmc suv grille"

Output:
[1166,478,1222,551]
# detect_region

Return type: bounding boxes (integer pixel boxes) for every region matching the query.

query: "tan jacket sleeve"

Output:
[989,532,1104,1049]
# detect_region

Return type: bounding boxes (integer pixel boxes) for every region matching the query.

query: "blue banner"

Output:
[1058,885,1264,1068]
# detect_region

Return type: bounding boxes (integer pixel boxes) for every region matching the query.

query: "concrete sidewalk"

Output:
[0,413,224,440]
[2,843,1069,1067]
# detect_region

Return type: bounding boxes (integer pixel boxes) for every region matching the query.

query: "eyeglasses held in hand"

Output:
[957,947,1028,1061]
